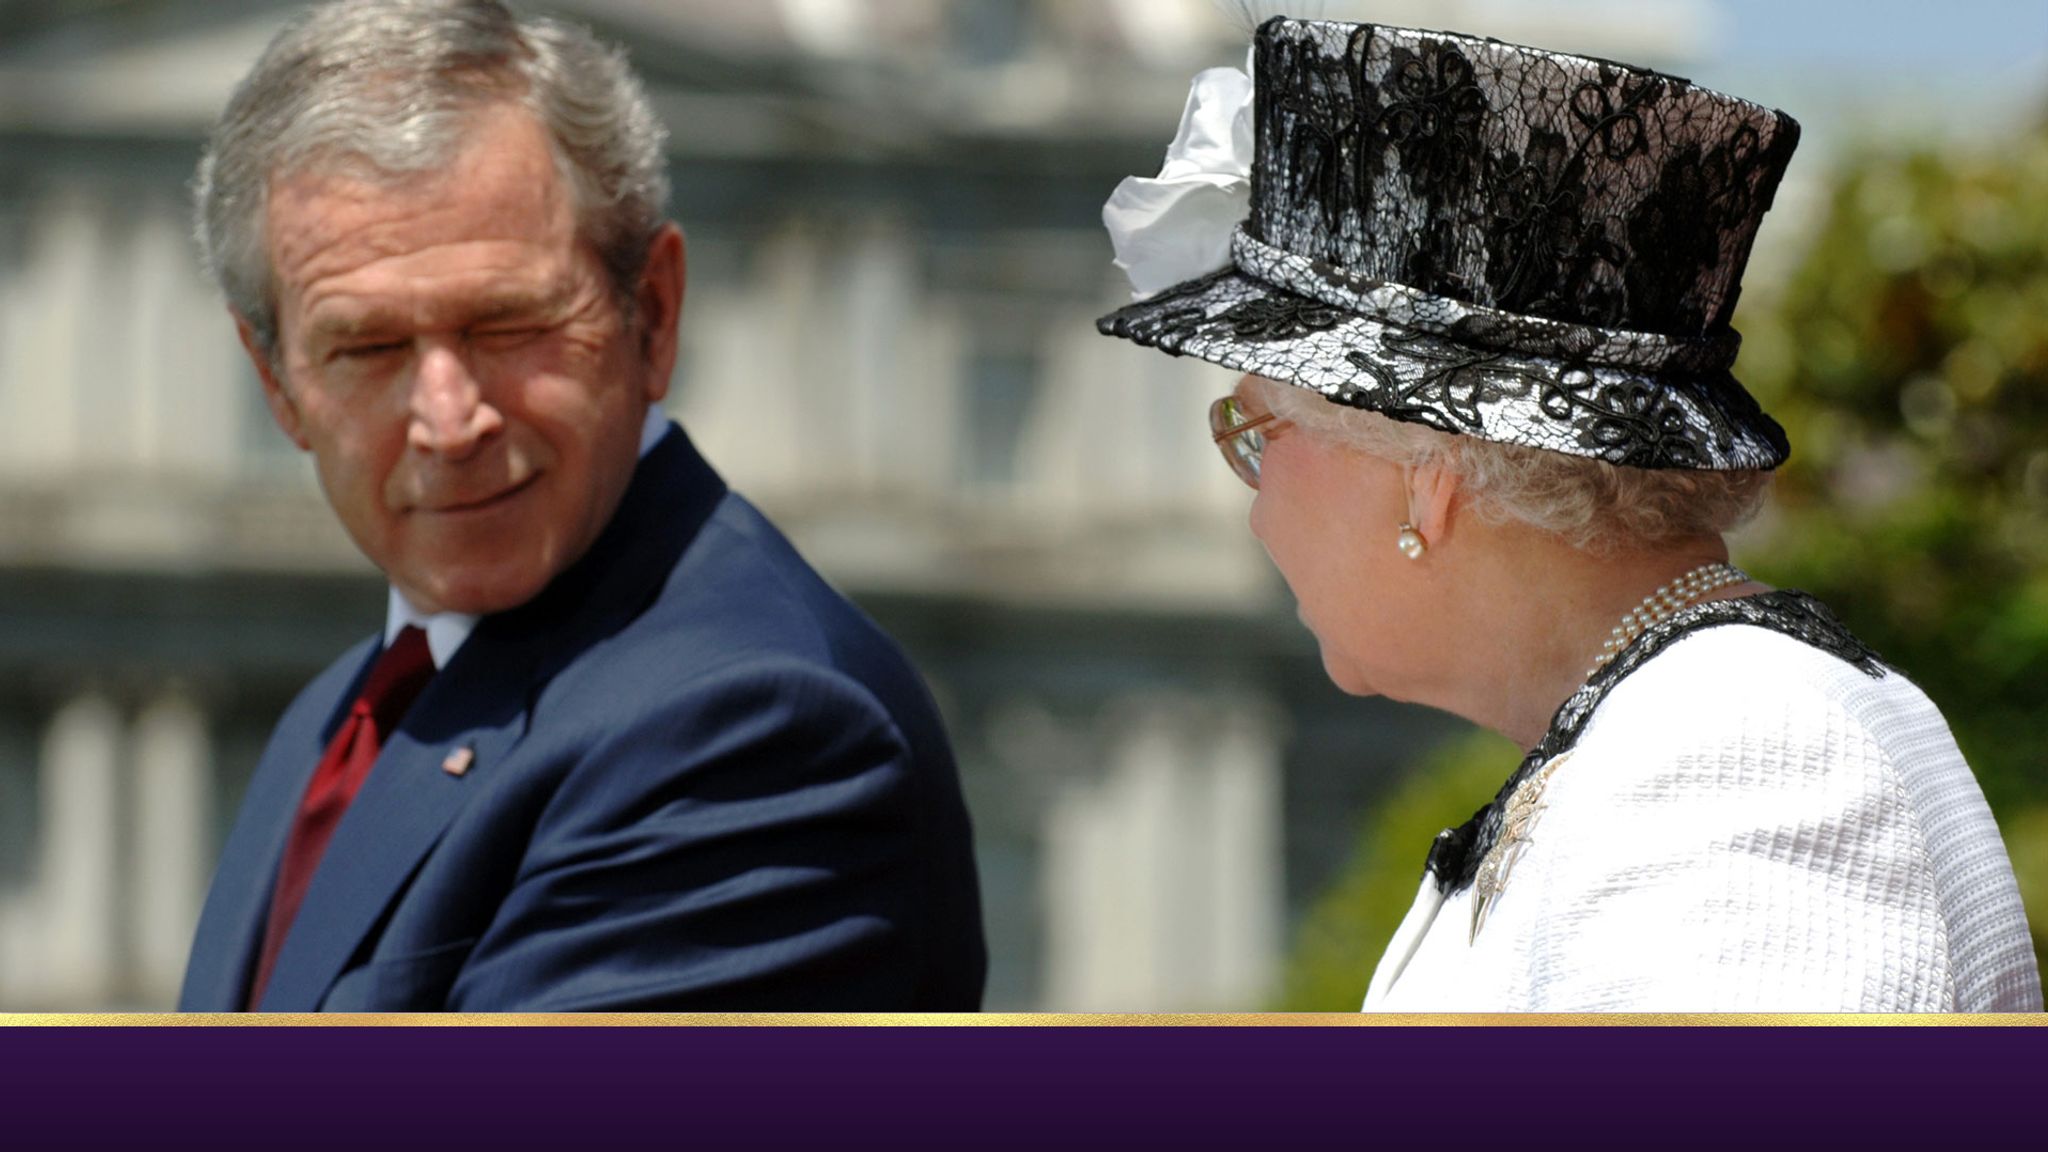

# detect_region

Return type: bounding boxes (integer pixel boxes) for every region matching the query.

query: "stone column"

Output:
[673,227,813,496]
[841,221,912,492]
[1,191,99,477]
[130,687,211,1007]
[1041,698,1180,1011]
[37,691,124,1008]
[1193,694,1285,1008]
[1039,692,1286,1011]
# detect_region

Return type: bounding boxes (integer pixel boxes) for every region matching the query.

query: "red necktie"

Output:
[246,625,436,1009]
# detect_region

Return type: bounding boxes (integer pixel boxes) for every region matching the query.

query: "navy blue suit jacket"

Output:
[181,426,986,1011]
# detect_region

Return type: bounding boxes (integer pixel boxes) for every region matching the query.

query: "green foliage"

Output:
[1275,729,1518,1010]
[1734,129,2048,818]
[1280,125,2048,1004]
[2004,804,2048,968]
[1733,128,2048,967]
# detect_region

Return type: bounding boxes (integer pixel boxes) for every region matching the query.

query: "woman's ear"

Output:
[1404,456,1462,551]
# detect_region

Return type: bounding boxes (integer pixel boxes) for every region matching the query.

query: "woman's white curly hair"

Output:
[1248,375,1773,553]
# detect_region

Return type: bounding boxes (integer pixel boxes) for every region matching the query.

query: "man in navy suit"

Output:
[179,0,985,1011]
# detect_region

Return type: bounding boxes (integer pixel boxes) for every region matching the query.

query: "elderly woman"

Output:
[1099,18,2040,1011]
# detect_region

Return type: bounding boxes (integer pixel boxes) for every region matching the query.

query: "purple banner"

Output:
[0,1020,2041,1147]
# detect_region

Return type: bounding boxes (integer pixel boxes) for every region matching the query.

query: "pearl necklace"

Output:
[1586,562,1748,681]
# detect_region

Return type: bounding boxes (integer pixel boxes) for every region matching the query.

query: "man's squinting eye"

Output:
[471,324,546,348]
[331,340,406,362]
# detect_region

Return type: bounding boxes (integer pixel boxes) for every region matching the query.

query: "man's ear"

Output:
[633,222,685,405]
[234,314,310,451]
[1405,456,1463,552]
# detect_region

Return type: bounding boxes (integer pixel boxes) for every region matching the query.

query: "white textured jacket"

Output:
[1365,602,2042,1013]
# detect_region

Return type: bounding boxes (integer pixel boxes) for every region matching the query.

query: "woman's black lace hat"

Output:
[1099,18,1800,471]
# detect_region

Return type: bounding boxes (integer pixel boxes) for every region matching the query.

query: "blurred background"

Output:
[0,0,2042,1011]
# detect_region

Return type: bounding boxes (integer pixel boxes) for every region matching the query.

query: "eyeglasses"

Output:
[1210,395,1285,489]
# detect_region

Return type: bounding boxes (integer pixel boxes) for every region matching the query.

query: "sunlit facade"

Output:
[0,0,1718,1010]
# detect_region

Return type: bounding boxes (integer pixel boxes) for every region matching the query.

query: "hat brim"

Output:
[1097,267,1788,471]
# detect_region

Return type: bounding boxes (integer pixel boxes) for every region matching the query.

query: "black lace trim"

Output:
[1331,327,1766,469]
[1204,285,1348,342]
[1423,590,1888,895]
[1249,20,1799,335]
[1094,271,1791,471]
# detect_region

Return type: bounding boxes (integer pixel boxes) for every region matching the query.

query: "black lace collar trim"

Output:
[1423,590,1887,896]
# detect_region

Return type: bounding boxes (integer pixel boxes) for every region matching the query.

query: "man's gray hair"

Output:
[195,0,671,357]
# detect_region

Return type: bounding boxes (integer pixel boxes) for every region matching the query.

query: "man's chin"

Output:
[397,566,554,618]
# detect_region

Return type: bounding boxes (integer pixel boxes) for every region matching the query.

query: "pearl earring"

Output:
[1396,522,1426,560]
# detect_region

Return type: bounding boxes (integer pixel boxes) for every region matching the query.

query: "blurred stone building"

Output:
[0,0,1707,1010]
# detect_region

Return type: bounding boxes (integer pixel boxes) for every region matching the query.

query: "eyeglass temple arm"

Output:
[1212,410,1279,443]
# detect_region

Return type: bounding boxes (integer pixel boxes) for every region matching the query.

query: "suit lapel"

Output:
[252,425,727,1011]
[178,640,378,1011]
[256,641,535,1011]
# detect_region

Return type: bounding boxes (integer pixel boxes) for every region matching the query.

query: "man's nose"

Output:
[407,341,503,458]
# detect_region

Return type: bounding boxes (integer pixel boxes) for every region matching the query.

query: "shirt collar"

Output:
[383,404,674,669]
[636,402,670,456]
[383,588,477,670]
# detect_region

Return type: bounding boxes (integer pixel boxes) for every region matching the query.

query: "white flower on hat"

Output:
[1103,65,1255,300]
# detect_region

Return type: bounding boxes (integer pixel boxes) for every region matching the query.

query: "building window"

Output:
[962,347,1041,489]
[950,0,1032,67]
[0,706,37,893]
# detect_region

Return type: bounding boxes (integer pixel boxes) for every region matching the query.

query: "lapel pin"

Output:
[441,744,475,777]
